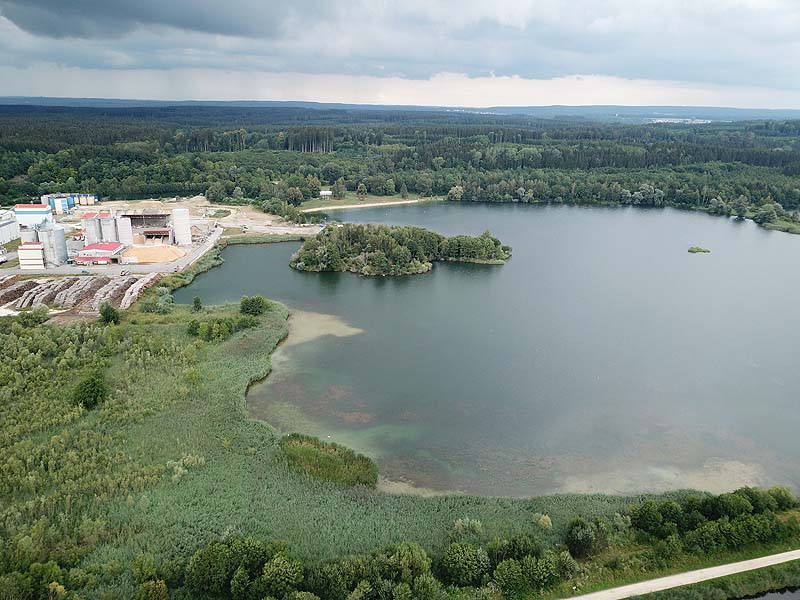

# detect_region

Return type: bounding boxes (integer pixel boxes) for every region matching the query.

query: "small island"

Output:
[688,246,711,253]
[290,223,512,276]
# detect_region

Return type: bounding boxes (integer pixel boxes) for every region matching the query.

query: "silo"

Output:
[20,227,39,243]
[38,224,68,266]
[83,218,101,245]
[172,208,192,245]
[116,216,133,246]
[100,217,118,242]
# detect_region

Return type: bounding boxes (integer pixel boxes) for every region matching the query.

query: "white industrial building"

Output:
[18,242,45,270]
[0,210,19,245]
[41,193,98,214]
[75,242,125,265]
[172,208,192,245]
[17,223,69,267]
[14,204,54,228]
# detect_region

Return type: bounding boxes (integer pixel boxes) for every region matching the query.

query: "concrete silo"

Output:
[116,216,133,246]
[37,223,68,266]
[100,216,118,243]
[83,218,101,245]
[172,208,192,245]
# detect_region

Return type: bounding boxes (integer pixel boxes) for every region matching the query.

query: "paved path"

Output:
[567,549,800,600]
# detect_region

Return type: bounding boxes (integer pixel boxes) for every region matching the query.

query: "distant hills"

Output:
[2,96,800,122]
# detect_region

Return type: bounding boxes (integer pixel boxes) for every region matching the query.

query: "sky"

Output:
[1,0,800,108]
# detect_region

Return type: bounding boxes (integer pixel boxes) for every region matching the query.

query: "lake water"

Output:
[176,203,800,496]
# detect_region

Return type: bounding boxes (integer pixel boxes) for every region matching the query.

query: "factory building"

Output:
[41,193,98,214]
[0,210,19,245]
[18,223,69,267]
[14,204,54,228]
[75,242,125,265]
[18,242,45,270]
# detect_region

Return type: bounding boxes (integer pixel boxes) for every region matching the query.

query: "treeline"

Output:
[290,224,511,276]
[120,486,799,600]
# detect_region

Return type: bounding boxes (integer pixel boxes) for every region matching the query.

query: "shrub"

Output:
[441,543,490,587]
[185,540,234,595]
[132,552,156,584]
[565,518,597,558]
[769,486,798,510]
[72,369,108,409]
[192,296,202,312]
[99,301,120,324]
[136,579,169,600]
[493,559,525,597]
[262,553,303,598]
[412,573,442,600]
[240,295,270,316]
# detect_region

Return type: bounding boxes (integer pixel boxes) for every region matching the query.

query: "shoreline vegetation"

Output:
[289,223,512,276]
[3,244,800,599]
[688,246,711,253]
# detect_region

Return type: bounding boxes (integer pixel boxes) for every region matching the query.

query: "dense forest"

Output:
[290,224,511,276]
[1,105,800,233]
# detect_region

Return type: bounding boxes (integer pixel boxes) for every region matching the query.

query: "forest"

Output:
[2,105,800,234]
[289,224,511,276]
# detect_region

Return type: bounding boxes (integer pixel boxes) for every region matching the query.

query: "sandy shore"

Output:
[301,199,432,213]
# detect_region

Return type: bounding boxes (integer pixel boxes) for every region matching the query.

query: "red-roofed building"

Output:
[75,241,125,265]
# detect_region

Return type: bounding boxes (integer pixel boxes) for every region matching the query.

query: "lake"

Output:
[176,203,800,497]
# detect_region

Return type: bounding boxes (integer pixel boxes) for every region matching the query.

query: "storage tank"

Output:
[116,216,133,246]
[38,224,68,266]
[20,227,39,243]
[100,217,118,242]
[83,218,101,245]
[172,208,191,245]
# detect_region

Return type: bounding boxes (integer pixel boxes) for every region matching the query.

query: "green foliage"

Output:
[290,224,511,276]
[240,294,271,316]
[262,553,304,598]
[193,296,202,312]
[99,301,121,324]
[136,579,169,600]
[71,368,109,410]
[280,433,378,487]
[687,246,711,253]
[441,543,490,587]
[565,518,599,558]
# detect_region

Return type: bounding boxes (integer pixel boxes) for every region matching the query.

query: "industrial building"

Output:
[18,222,69,267]
[0,210,19,245]
[41,193,98,214]
[75,242,125,265]
[18,242,45,270]
[14,204,54,228]
[80,208,191,247]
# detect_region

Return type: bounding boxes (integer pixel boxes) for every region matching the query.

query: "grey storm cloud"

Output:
[2,0,800,90]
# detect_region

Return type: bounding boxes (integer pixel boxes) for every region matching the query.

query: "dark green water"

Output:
[176,203,800,496]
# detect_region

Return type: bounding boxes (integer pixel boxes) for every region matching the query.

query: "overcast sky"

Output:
[1,0,800,107]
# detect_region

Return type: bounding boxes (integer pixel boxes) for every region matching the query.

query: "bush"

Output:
[493,559,525,597]
[565,518,597,558]
[441,543,490,587]
[261,553,303,598]
[100,301,120,324]
[240,295,270,316]
[71,369,108,410]
[136,579,169,600]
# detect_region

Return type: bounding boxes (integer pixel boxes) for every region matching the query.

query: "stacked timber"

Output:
[119,273,160,309]
[91,277,135,310]
[0,280,39,305]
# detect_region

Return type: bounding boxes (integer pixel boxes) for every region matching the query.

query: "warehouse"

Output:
[41,193,98,214]
[74,242,125,265]
[14,204,54,228]
[0,210,19,245]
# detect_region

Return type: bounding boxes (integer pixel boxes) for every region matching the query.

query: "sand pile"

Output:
[122,245,186,264]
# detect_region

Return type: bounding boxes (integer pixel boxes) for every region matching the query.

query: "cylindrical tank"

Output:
[172,208,192,245]
[38,225,68,266]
